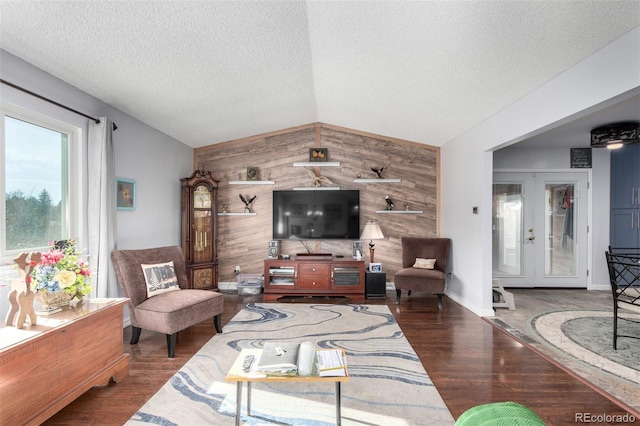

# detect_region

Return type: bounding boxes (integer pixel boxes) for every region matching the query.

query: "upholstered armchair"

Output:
[393,237,452,309]
[111,245,224,358]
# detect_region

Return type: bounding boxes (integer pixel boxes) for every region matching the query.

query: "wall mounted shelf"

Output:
[228,180,275,185]
[292,187,341,191]
[217,212,257,216]
[354,178,401,183]
[375,210,423,214]
[293,162,341,167]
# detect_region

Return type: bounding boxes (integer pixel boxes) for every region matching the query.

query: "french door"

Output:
[492,172,588,288]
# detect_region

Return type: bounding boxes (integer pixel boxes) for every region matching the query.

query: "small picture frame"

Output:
[369,263,382,273]
[246,166,259,181]
[309,148,328,162]
[116,178,136,210]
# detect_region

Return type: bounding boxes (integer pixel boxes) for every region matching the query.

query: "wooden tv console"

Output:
[0,298,129,425]
[264,255,365,301]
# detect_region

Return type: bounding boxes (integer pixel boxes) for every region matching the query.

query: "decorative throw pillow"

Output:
[413,258,436,269]
[141,261,181,298]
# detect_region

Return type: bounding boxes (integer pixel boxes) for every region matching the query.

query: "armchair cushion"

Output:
[413,258,436,269]
[141,261,181,298]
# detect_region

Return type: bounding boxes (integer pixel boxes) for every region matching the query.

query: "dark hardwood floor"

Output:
[45,292,635,425]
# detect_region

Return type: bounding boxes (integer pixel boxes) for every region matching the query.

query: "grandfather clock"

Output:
[180,169,219,290]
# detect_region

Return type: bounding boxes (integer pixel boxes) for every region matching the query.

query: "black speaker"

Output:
[366,271,387,298]
[352,241,363,259]
[268,240,280,259]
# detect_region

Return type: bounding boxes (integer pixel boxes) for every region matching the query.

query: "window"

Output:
[1,104,82,262]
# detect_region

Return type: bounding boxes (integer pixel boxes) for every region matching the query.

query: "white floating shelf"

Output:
[217,212,257,216]
[228,180,275,185]
[292,187,341,191]
[293,162,341,167]
[354,178,402,183]
[375,210,423,214]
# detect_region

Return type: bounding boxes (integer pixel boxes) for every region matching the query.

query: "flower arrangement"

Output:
[30,240,93,300]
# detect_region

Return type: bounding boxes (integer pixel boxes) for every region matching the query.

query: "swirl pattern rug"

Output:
[127,303,454,425]
[526,310,640,411]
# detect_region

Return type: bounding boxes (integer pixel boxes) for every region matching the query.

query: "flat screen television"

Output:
[273,190,360,240]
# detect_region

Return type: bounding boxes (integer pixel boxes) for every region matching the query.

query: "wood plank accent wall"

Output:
[194,123,439,283]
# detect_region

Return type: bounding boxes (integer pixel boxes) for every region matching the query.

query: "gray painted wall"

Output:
[441,28,639,316]
[0,50,193,321]
[0,50,193,252]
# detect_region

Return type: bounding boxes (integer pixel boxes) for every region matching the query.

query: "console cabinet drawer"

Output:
[298,276,330,290]
[299,263,330,276]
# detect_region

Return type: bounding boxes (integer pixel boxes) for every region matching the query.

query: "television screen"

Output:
[273,190,360,240]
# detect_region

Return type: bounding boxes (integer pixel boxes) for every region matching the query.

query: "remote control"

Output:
[242,355,254,372]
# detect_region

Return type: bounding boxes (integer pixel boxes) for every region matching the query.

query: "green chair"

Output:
[455,402,545,426]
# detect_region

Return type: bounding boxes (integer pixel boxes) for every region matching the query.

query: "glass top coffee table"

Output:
[225,348,350,426]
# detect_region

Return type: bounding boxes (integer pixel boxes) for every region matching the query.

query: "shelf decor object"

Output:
[228,180,275,185]
[376,210,423,214]
[293,187,341,191]
[353,178,401,183]
[305,167,334,188]
[293,162,340,167]
[246,166,259,180]
[309,147,328,162]
[360,220,385,263]
[239,194,256,213]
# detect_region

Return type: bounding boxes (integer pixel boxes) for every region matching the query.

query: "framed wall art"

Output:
[246,166,259,180]
[369,263,382,273]
[116,178,136,210]
[309,148,328,162]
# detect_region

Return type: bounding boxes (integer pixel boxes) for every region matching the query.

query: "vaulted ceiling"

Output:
[1,1,638,148]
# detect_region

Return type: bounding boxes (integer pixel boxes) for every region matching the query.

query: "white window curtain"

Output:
[88,118,117,298]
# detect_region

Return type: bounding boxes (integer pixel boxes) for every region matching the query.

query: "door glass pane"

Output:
[544,183,576,276]
[493,183,523,276]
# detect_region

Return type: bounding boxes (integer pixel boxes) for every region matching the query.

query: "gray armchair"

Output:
[111,245,224,358]
[393,237,451,309]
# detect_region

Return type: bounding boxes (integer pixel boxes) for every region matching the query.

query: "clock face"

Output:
[194,186,211,208]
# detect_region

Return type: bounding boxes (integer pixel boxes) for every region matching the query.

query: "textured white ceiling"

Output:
[1,1,638,148]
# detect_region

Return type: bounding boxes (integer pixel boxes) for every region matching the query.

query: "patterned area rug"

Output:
[526,310,640,410]
[127,303,454,425]
[524,309,640,413]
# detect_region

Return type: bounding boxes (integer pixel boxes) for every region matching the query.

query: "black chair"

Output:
[605,251,640,349]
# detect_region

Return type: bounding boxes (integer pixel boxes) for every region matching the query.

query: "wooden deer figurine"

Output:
[5,252,40,329]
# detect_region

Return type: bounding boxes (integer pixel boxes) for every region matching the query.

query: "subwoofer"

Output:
[268,240,280,259]
[352,240,363,259]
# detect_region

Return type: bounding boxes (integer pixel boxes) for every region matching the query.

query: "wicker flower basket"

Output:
[35,290,75,309]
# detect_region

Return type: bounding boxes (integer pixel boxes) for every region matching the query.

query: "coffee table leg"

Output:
[235,382,242,426]
[247,382,252,416]
[335,382,341,426]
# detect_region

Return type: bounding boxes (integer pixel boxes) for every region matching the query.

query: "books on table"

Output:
[316,348,348,377]
[255,342,301,376]
[254,342,348,377]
